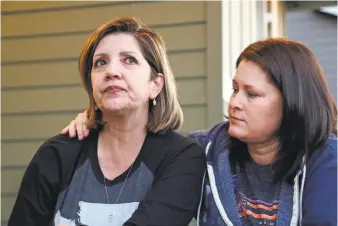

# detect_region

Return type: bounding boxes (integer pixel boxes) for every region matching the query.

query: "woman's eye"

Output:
[232,87,239,93]
[94,59,107,67]
[247,92,257,98]
[124,56,138,64]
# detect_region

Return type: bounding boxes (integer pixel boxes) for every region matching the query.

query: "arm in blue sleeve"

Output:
[302,141,337,226]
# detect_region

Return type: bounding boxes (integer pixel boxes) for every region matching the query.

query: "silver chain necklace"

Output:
[103,161,135,223]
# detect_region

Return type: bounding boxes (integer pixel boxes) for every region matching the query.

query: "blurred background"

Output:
[1,1,337,225]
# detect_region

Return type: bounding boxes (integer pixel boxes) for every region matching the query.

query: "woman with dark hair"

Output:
[63,37,337,225]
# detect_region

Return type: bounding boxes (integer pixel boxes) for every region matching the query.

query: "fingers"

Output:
[68,120,77,138]
[84,129,90,138]
[60,125,69,134]
[82,110,90,138]
[76,113,85,140]
[61,110,90,140]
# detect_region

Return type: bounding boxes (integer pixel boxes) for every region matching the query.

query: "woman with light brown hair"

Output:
[9,17,206,226]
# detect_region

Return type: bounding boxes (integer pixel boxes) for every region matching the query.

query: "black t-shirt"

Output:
[231,161,281,226]
[9,130,206,226]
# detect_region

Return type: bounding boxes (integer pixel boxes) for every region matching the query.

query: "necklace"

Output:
[103,161,135,223]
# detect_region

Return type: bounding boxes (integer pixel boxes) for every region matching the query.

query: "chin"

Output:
[101,105,127,115]
[228,124,247,140]
[103,100,128,110]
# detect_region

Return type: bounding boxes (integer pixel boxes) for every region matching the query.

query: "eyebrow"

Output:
[120,51,138,56]
[93,53,107,58]
[232,79,255,89]
[93,51,139,58]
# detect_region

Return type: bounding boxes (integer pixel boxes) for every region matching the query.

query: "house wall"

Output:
[286,10,337,102]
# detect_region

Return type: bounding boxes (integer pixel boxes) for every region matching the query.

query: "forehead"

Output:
[234,60,271,87]
[94,33,142,55]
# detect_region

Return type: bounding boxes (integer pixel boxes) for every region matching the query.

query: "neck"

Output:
[247,138,279,165]
[98,109,148,166]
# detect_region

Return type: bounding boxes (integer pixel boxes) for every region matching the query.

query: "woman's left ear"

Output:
[150,73,164,99]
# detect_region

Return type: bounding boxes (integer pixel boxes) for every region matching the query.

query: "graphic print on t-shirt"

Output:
[53,159,153,226]
[54,202,139,226]
[232,175,279,226]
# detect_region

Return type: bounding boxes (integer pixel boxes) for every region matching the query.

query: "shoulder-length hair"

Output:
[78,17,183,133]
[230,38,337,183]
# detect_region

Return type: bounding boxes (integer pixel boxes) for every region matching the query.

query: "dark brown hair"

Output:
[78,17,183,133]
[230,37,337,183]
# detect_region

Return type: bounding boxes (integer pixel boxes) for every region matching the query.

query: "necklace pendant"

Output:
[108,212,114,223]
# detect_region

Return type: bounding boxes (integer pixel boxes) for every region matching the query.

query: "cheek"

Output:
[90,76,102,99]
[267,103,283,129]
[91,80,97,92]
[91,73,98,88]
[249,100,283,131]
[266,96,283,120]
[127,78,152,97]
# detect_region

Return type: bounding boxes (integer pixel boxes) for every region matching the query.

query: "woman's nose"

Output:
[229,93,243,110]
[105,61,122,79]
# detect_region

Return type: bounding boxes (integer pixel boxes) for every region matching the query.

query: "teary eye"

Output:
[93,59,107,68]
[124,56,138,64]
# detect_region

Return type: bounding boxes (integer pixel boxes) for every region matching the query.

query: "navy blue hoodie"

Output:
[190,121,337,226]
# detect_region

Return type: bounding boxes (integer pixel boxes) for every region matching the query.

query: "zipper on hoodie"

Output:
[197,141,234,226]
